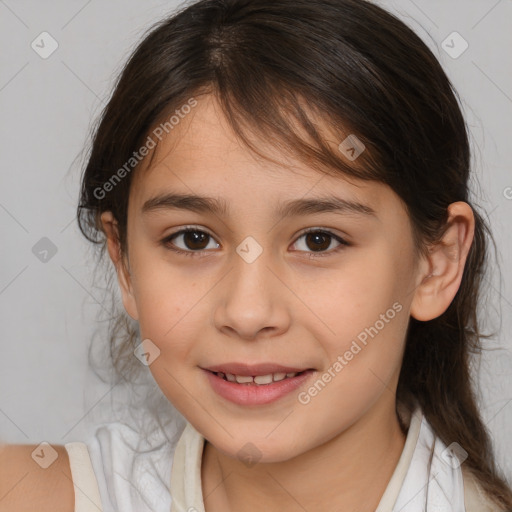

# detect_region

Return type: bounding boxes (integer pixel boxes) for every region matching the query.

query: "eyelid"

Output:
[295,226,348,240]
[166,224,216,238]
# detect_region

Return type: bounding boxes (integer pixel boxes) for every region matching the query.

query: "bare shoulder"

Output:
[0,442,74,512]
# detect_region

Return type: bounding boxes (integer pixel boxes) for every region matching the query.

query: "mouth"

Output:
[203,362,313,378]
[201,364,316,405]
[208,369,309,385]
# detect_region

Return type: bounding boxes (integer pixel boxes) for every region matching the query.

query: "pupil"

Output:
[185,231,208,250]
[306,232,330,251]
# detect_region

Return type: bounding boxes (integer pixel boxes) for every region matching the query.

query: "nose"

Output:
[213,249,291,341]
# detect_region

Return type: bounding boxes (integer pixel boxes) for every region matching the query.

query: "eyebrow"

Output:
[141,192,376,218]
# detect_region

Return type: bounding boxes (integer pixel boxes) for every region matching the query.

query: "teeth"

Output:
[254,374,273,385]
[217,371,300,385]
[235,375,254,384]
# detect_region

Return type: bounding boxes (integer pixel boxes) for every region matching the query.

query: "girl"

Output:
[2,0,511,510]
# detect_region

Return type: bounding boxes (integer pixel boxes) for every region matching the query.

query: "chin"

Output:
[212,431,304,465]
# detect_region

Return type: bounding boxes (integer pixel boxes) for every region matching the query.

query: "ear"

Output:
[410,201,475,321]
[100,211,139,321]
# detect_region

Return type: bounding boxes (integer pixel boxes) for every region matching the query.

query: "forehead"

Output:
[129,94,403,220]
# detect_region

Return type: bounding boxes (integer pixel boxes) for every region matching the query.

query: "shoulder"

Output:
[462,466,507,512]
[0,442,74,512]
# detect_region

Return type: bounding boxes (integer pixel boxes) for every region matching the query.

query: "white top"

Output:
[64,442,103,511]
[65,407,500,512]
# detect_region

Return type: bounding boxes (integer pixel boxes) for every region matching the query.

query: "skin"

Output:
[101,93,475,511]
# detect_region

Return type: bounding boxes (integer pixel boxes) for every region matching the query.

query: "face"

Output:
[109,93,424,463]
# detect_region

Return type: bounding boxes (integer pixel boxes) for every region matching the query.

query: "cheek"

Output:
[128,253,220,376]
[129,245,199,335]
[308,247,412,388]
[130,263,204,405]
[316,249,407,335]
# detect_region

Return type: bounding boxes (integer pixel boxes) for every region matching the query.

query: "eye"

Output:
[161,226,349,259]
[161,226,219,257]
[291,228,349,257]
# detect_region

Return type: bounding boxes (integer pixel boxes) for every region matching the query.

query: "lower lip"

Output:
[202,369,315,405]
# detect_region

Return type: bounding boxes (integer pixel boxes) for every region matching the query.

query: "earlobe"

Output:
[410,202,475,322]
[100,211,139,321]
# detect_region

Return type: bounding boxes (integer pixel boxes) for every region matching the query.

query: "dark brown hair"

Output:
[77,0,512,507]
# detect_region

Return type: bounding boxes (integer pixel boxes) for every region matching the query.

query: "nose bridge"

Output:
[214,237,289,339]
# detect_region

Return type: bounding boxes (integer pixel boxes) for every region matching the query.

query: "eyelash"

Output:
[161,225,349,259]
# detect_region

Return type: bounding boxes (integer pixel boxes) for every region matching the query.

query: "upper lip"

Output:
[202,363,312,377]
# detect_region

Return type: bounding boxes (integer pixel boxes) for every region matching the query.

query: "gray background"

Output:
[1,0,511,482]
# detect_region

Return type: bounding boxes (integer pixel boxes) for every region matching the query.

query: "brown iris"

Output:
[304,232,331,251]
[182,230,209,250]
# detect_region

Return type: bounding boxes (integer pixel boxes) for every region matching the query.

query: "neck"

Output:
[201,397,407,512]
